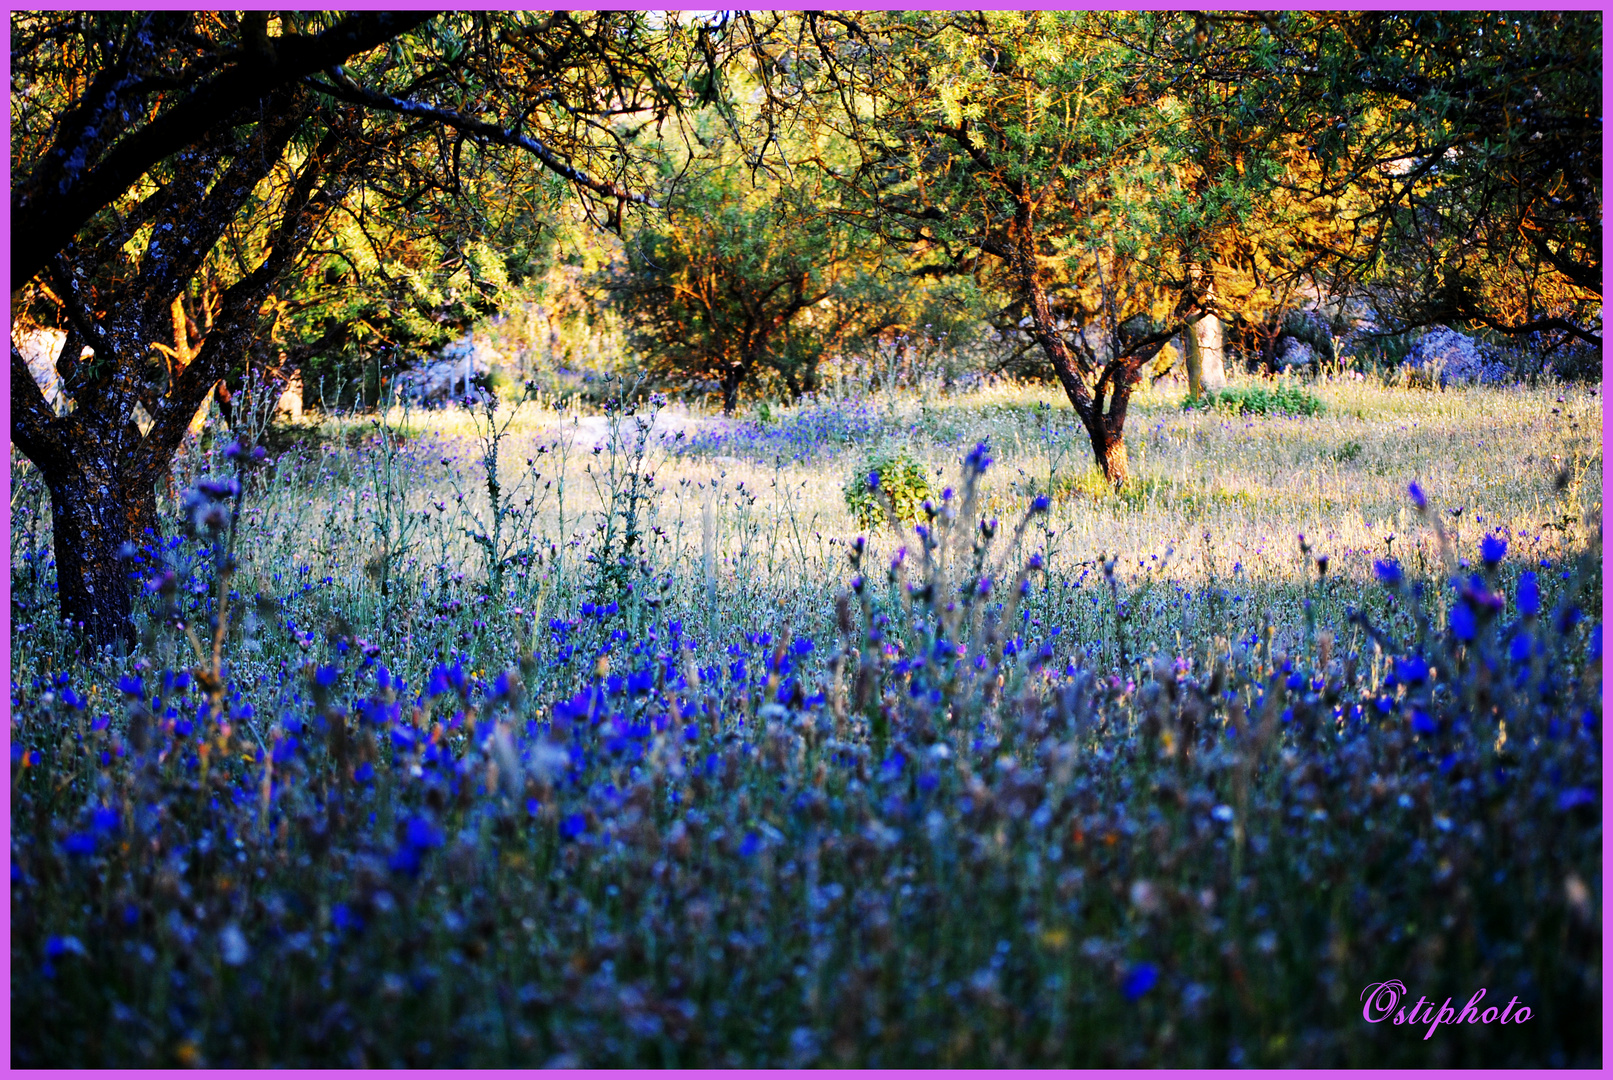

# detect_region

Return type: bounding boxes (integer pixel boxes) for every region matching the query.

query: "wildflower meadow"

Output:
[10,376,1601,1067]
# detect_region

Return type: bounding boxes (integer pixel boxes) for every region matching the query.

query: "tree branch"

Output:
[13,11,435,287]
[306,69,662,210]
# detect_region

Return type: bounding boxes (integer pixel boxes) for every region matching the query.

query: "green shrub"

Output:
[1331,439,1364,463]
[843,451,933,530]
[1188,383,1325,417]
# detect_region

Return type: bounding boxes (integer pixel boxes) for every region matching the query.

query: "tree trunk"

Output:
[1260,319,1282,374]
[1184,313,1226,399]
[43,458,157,653]
[1014,256,1135,489]
[1097,427,1129,488]
[1078,408,1130,489]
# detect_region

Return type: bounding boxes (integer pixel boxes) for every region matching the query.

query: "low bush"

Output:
[843,450,934,531]
[1189,384,1326,417]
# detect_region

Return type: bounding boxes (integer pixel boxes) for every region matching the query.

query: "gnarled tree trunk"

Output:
[41,456,161,651]
[11,101,353,654]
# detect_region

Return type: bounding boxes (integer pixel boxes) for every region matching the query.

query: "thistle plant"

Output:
[580,379,671,626]
[444,387,557,606]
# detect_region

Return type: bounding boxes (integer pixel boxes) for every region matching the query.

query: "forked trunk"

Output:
[1097,428,1129,488]
[1079,413,1129,489]
[1018,267,1136,490]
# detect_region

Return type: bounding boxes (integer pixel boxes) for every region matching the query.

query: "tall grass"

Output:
[9,375,1601,1066]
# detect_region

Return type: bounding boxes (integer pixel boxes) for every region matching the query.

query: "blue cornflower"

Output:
[1516,573,1540,617]
[1449,602,1476,642]
[1394,656,1429,685]
[1557,787,1597,812]
[63,832,97,856]
[389,846,423,876]
[426,665,451,698]
[405,815,443,850]
[1479,533,1507,566]
[45,935,85,960]
[1122,962,1159,1000]
[965,441,993,473]
[1373,559,1403,586]
[1407,481,1427,511]
[197,476,240,501]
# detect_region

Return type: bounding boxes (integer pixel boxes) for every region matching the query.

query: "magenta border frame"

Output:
[2,3,1606,1078]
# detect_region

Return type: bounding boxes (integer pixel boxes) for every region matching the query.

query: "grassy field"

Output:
[9,373,1602,1066]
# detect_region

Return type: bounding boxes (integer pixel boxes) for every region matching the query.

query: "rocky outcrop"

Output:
[1403,328,1513,387]
[395,332,503,404]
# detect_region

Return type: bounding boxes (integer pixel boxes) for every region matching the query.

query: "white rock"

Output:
[395,332,503,403]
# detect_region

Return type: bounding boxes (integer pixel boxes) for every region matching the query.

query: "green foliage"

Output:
[1322,13,1600,343]
[740,11,1347,486]
[1188,384,1325,418]
[611,140,895,413]
[843,451,933,531]
[479,370,515,399]
[1331,440,1364,464]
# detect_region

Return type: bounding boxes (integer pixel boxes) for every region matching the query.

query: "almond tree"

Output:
[760,12,1281,486]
